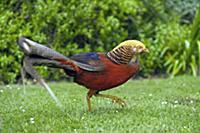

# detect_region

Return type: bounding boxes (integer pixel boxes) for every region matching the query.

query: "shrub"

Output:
[0,0,142,84]
[0,0,199,84]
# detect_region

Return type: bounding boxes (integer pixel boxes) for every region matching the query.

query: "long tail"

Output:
[17,37,100,71]
[17,37,104,108]
[17,37,69,108]
[18,37,69,60]
[18,37,76,71]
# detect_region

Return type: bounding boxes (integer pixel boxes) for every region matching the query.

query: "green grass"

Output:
[0,76,200,132]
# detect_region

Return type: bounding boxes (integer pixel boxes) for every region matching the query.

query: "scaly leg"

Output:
[94,93,126,107]
[87,89,97,112]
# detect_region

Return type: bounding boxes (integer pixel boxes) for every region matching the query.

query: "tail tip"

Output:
[18,36,31,54]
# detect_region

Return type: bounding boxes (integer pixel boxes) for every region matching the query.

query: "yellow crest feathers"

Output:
[113,40,146,51]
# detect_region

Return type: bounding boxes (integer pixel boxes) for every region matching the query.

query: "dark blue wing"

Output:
[70,52,99,64]
[70,52,104,71]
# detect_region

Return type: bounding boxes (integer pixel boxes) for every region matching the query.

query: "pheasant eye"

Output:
[133,47,137,52]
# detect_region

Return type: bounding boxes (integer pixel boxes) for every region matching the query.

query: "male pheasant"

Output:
[17,37,149,111]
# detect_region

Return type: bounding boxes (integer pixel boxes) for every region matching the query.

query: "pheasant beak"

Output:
[138,47,149,54]
[143,48,149,53]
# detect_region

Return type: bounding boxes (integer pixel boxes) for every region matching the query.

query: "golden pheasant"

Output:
[17,37,149,111]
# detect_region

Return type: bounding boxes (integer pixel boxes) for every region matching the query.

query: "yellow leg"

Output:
[95,93,126,107]
[87,89,97,112]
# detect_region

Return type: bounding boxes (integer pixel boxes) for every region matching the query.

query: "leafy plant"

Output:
[160,6,200,77]
[0,0,200,84]
[0,0,142,84]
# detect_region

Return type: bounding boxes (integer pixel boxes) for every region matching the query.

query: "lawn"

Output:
[0,76,200,132]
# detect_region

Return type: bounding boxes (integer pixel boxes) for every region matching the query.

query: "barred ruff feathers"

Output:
[107,45,133,64]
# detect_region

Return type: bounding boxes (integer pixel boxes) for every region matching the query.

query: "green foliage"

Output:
[157,22,191,76]
[164,0,199,24]
[0,0,200,83]
[160,6,200,77]
[140,4,200,77]
[0,0,141,83]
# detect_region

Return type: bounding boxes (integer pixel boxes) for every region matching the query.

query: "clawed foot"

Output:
[95,93,126,107]
[92,93,127,111]
[111,97,126,107]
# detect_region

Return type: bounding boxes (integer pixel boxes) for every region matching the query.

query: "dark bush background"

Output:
[0,0,200,84]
